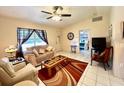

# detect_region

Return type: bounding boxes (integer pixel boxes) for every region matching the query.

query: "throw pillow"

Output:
[28,54,37,66]
[46,46,53,52]
[0,61,15,77]
[39,49,45,54]
[32,49,39,57]
[1,57,9,62]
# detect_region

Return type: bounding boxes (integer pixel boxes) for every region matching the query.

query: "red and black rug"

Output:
[38,56,88,86]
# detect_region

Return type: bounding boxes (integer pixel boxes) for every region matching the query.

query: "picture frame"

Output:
[108,24,112,38]
[122,22,124,38]
[67,32,74,40]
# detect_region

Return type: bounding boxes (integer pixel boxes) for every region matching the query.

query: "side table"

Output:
[1,57,25,65]
[11,58,25,65]
[71,45,77,53]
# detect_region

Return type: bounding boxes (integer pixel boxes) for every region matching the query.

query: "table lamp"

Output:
[5,45,17,61]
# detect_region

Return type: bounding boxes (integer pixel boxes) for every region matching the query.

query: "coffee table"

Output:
[43,55,68,76]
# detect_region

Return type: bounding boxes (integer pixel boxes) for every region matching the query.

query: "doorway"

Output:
[79,30,90,57]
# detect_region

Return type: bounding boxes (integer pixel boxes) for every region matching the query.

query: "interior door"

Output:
[79,30,89,53]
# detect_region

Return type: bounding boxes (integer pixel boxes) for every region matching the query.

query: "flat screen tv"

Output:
[92,37,106,54]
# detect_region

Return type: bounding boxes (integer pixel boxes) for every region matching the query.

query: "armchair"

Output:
[0,61,39,86]
[91,47,113,70]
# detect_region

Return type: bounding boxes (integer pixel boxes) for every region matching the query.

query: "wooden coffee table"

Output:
[43,55,68,76]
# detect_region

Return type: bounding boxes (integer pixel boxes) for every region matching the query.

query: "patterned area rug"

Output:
[38,56,88,86]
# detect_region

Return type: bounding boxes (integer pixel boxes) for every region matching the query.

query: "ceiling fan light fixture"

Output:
[41,6,71,21]
[52,15,61,21]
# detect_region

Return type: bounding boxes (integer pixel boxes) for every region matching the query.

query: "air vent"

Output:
[92,16,103,22]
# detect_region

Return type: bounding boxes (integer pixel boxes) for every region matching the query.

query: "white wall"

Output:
[0,16,61,58]
[110,7,124,79]
[110,7,124,42]
[61,15,110,53]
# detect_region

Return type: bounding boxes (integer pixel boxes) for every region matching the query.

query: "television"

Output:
[92,37,106,54]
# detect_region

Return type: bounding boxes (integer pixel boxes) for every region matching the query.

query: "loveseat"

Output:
[24,45,54,66]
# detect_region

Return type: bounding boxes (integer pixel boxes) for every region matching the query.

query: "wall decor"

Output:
[108,24,112,38]
[67,32,74,40]
[122,22,124,38]
[107,24,112,46]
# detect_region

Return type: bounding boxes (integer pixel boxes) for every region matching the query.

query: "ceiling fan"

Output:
[41,6,71,21]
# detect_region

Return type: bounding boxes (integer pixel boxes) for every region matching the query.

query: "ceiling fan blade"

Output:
[46,16,53,19]
[61,14,71,17]
[41,11,52,15]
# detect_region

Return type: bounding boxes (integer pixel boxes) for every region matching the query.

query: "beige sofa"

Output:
[24,45,54,66]
[0,61,39,86]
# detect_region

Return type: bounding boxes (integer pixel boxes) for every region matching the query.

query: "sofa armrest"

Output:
[13,62,26,72]
[24,54,35,62]
[24,54,37,66]
[13,63,39,85]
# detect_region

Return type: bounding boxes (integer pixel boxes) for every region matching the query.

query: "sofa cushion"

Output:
[39,48,45,54]
[46,46,53,52]
[27,45,48,52]
[28,54,37,66]
[0,61,15,77]
[32,49,39,57]
[36,51,54,64]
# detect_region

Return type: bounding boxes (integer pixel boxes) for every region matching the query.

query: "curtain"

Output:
[17,28,34,58]
[17,28,48,58]
[35,30,48,44]
[42,30,48,44]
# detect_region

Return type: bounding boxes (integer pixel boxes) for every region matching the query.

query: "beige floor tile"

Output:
[95,82,104,86]
[110,75,124,82]
[96,75,110,85]
[110,81,124,86]
[97,72,109,79]
[87,66,98,74]
[109,75,124,85]
[85,72,97,81]
[38,78,46,86]
[83,77,96,86]
[80,83,86,86]
[91,61,99,66]
[97,65,106,72]
[97,68,109,77]
[77,80,85,86]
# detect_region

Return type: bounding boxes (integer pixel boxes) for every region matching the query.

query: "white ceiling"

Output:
[0,6,111,28]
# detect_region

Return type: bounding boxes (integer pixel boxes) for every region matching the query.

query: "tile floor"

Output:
[38,51,124,86]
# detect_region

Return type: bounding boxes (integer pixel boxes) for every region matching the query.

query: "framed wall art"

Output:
[67,32,74,40]
[122,22,124,38]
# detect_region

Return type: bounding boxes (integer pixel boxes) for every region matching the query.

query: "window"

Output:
[17,28,47,52]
